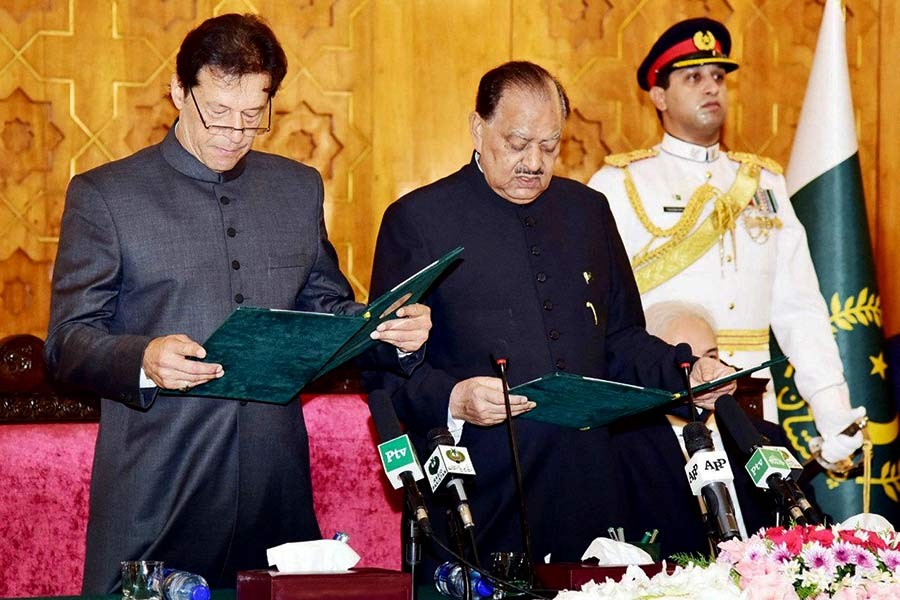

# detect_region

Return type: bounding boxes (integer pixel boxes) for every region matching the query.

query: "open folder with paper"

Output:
[163,246,463,404]
[513,356,786,429]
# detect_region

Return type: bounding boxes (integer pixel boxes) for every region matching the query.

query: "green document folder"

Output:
[513,356,786,429]
[164,246,463,404]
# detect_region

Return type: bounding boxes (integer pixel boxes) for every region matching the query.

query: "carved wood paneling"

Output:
[0,0,896,342]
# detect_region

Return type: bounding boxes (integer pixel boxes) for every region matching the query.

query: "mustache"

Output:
[515,167,544,176]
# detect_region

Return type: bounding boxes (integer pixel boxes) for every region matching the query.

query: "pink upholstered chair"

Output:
[0,393,402,597]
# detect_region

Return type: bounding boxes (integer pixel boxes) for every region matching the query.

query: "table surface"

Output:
[4,590,460,600]
[6,586,551,600]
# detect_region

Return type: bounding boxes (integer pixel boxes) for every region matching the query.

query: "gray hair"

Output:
[644,300,717,338]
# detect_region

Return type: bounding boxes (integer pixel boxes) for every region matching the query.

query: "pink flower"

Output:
[832,541,855,565]
[740,572,799,600]
[830,587,867,600]
[718,538,747,563]
[850,547,877,570]
[772,543,795,564]
[735,556,778,586]
[878,548,900,572]
[864,581,899,600]
[801,542,836,573]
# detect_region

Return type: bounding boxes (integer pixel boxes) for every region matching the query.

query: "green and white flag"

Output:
[772,0,900,521]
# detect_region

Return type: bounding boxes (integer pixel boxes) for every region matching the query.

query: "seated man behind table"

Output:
[612,300,811,558]
[366,60,734,579]
[44,13,431,593]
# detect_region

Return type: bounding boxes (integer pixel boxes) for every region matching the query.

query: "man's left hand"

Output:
[690,357,737,410]
[370,303,432,353]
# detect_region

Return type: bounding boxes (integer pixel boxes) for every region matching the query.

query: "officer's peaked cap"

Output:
[637,17,739,91]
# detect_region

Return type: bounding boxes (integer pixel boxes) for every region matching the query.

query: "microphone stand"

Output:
[447,508,472,600]
[496,356,534,565]
[403,509,421,600]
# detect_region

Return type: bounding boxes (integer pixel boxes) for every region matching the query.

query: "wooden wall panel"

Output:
[0,0,896,340]
[877,0,900,336]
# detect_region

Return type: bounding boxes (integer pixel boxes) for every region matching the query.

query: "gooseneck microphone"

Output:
[367,389,433,537]
[426,427,477,530]
[492,339,533,565]
[674,343,698,420]
[682,421,741,544]
[715,394,822,526]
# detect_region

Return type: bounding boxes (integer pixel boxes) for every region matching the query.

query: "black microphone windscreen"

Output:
[674,342,693,366]
[368,389,403,443]
[425,427,455,453]
[715,394,766,455]
[683,421,714,456]
[491,338,511,364]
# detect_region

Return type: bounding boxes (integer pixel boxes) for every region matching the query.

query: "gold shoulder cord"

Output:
[625,168,720,268]
[607,148,710,260]
[629,160,763,294]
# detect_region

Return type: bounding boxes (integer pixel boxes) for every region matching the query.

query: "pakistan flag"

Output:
[772,0,900,522]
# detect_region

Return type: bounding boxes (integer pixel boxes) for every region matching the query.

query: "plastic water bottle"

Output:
[158,569,211,600]
[434,561,494,599]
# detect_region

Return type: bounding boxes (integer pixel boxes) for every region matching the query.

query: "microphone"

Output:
[491,339,533,564]
[491,339,510,374]
[715,394,821,525]
[367,390,433,536]
[426,427,477,530]
[674,342,698,420]
[682,421,741,543]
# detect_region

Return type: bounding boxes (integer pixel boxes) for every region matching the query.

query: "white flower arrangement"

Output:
[553,525,900,600]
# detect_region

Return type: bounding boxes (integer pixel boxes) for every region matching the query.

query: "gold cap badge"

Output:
[693,30,716,51]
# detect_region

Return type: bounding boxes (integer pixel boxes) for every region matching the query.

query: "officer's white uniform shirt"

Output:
[588,133,849,423]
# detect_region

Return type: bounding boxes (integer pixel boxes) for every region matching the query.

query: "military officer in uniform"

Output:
[588,17,864,464]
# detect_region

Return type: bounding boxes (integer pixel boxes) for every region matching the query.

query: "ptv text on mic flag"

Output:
[771,0,900,522]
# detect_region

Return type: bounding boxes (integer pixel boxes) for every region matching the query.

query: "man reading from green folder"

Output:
[44,13,431,594]
[367,60,735,581]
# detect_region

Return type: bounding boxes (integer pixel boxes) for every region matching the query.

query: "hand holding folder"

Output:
[163,247,463,404]
[512,357,786,429]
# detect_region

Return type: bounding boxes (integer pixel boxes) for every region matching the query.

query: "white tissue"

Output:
[580,537,653,566]
[838,512,895,532]
[266,539,361,573]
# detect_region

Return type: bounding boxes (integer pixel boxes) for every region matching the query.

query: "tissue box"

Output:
[236,568,412,600]
[534,562,670,591]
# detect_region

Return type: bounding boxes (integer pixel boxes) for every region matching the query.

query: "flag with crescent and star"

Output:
[771,0,900,521]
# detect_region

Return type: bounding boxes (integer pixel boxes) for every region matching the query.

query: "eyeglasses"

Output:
[189,87,271,137]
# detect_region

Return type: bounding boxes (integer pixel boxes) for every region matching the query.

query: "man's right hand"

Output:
[449,376,535,426]
[142,334,224,391]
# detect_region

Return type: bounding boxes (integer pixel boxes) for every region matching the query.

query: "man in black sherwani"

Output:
[368,61,735,577]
